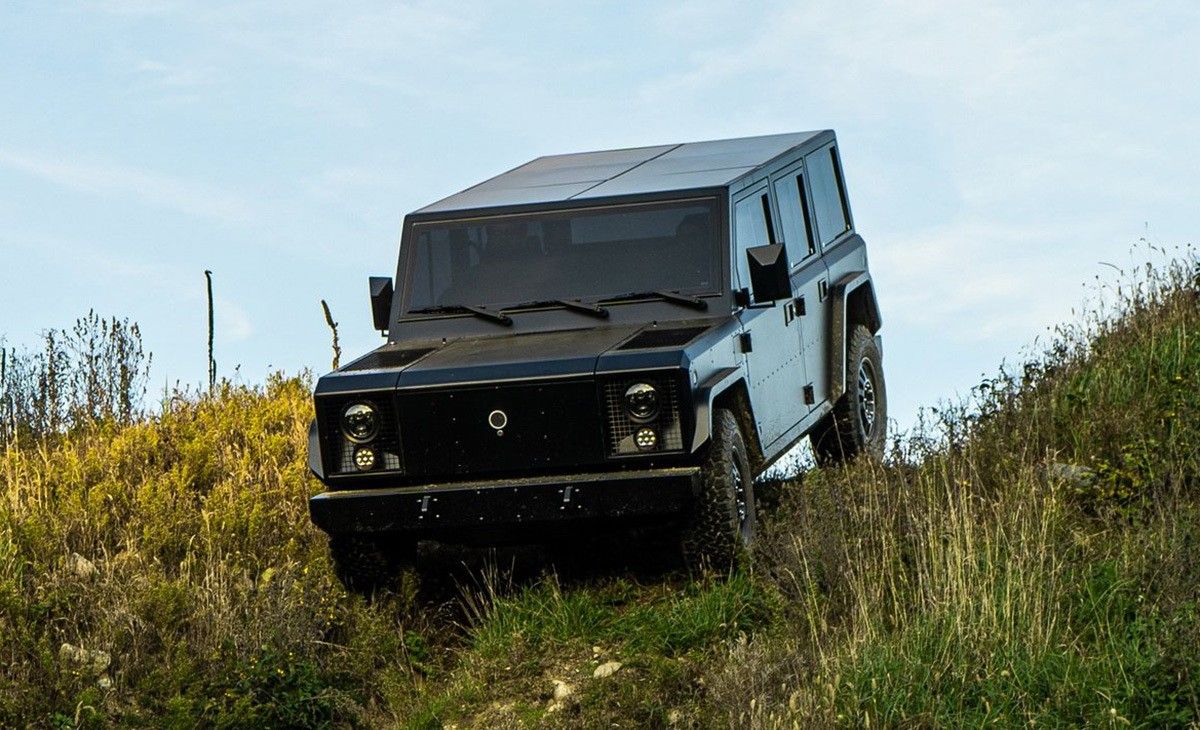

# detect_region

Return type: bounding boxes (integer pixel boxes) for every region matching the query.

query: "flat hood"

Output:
[397,325,644,388]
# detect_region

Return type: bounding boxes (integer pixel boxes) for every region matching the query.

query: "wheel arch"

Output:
[691,370,765,475]
[828,273,883,402]
[847,281,882,334]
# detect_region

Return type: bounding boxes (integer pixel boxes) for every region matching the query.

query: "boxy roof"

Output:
[415,131,827,215]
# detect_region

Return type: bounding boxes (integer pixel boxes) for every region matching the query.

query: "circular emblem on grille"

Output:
[487,409,508,431]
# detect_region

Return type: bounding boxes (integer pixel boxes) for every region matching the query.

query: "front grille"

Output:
[603,374,685,456]
[319,395,403,475]
[396,379,606,479]
[617,326,708,350]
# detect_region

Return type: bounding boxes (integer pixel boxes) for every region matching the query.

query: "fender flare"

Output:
[307,418,325,480]
[828,272,882,402]
[691,365,763,473]
[689,366,755,453]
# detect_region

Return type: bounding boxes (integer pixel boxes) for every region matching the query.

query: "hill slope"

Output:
[2,253,1197,727]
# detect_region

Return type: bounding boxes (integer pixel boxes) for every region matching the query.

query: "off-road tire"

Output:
[328,534,415,595]
[681,408,756,572]
[812,324,887,465]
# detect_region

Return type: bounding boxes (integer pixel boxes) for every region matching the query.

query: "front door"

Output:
[733,182,807,448]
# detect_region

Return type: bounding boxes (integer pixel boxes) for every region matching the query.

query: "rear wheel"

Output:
[812,324,887,465]
[328,534,415,595]
[681,408,756,571]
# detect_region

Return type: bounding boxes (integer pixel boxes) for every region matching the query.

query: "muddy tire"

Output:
[328,534,414,595]
[681,408,756,572]
[812,324,887,465]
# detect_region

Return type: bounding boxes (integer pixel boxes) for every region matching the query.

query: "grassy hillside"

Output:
[1,251,1197,728]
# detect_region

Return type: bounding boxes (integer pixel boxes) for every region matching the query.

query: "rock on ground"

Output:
[59,643,110,675]
[545,680,577,713]
[67,553,97,579]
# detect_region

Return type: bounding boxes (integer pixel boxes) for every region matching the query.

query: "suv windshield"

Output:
[403,198,720,312]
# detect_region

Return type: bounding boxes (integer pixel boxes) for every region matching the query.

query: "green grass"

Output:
[1,248,1197,727]
[468,572,774,660]
[829,562,1196,727]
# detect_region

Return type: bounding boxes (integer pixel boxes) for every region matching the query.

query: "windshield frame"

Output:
[395,191,729,320]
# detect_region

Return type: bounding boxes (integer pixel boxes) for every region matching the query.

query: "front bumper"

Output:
[308,467,700,537]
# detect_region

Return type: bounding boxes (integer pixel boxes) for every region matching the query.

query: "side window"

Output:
[773,171,816,263]
[734,190,774,250]
[806,145,851,246]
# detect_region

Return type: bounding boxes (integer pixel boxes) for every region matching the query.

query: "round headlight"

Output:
[341,402,379,443]
[624,383,659,421]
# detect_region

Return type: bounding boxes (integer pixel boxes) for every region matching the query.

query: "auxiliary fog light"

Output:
[634,427,658,451]
[353,446,377,471]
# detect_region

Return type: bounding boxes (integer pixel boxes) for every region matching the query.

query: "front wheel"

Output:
[812,325,887,465]
[681,408,756,572]
[328,533,415,595]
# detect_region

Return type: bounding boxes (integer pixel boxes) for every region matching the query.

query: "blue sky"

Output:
[1,1,1197,431]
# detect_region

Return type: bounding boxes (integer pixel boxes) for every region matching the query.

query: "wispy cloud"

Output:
[637,1,1198,342]
[135,59,215,89]
[0,148,254,223]
[121,2,489,90]
[872,219,1104,342]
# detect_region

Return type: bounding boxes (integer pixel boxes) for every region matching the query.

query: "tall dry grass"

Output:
[0,371,441,726]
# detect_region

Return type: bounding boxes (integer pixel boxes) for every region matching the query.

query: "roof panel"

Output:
[576,133,823,199]
[414,131,827,214]
[416,144,676,214]
[418,181,601,212]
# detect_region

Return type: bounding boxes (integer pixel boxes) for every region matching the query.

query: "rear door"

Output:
[771,159,829,411]
[733,181,807,447]
[803,142,863,405]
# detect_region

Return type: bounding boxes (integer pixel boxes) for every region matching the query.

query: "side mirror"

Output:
[746,244,791,303]
[369,276,393,334]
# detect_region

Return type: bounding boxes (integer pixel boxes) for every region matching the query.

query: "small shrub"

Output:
[1,311,150,443]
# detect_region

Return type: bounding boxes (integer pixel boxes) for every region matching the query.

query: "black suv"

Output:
[307,131,886,589]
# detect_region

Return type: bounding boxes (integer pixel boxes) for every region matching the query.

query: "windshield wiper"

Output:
[557,299,610,318]
[596,290,708,310]
[408,304,513,326]
[503,298,610,319]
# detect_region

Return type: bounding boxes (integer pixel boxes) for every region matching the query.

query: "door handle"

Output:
[784,295,807,325]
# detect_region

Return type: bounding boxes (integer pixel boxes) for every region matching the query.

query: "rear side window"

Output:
[773,171,816,262]
[806,145,851,246]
